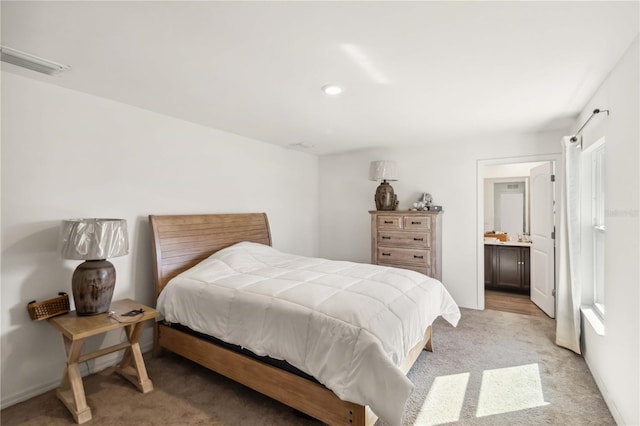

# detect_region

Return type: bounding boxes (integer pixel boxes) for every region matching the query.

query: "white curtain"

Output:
[556,135,582,354]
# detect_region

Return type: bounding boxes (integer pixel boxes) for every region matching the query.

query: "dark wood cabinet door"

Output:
[521,247,530,290]
[495,246,522,290]
[484,245,494,287]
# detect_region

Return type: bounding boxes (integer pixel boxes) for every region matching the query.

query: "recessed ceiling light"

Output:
[321,84,343,96]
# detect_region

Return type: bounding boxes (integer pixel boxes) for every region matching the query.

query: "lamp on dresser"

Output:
[369,160,399,210]
[60,218,129,316]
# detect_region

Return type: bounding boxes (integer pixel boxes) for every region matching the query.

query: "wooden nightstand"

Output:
[48,298,159,424]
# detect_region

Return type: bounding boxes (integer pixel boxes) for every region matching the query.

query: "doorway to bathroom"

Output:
[477,154,561,318]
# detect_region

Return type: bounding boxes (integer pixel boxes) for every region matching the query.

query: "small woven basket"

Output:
[27,292,70,321]
[484,233,508,242]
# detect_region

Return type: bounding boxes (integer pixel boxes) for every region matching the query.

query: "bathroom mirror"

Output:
[484,177,529,236]
[494,181,526,236]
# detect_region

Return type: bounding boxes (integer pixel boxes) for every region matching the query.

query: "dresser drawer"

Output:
[377,231,430,249]
[377,216,402,229]
[403,216,431,231]
[377,247,431,266]
[378,261,433,277]
[413,266,432,276]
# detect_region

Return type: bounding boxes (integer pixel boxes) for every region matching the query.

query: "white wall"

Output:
[0,72,319,407]
[483,162,546,179]
[578,36,639,425]
[318,132,565,309]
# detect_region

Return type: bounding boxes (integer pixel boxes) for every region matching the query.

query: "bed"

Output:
[149,213,460,426]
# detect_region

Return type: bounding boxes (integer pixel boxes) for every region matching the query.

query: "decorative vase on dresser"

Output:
[369,210,443,280]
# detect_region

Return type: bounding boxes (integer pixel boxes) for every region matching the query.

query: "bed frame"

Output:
[149,213,433,426]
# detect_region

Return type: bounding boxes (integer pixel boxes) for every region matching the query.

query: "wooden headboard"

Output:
[149,213,272,298]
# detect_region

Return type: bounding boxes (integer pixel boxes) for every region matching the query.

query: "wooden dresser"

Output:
[369,210,442,280]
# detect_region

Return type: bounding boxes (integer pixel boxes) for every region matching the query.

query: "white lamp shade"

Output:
[369,160,398,181]
[61,218,129,260]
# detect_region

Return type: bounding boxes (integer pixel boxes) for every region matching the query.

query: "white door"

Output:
[530,162,555,317]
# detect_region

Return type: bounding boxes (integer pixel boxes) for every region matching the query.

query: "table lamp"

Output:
[369,160,399,210]
[60,218,129,316]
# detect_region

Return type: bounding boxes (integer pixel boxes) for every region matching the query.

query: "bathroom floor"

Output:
[485,290,549,318]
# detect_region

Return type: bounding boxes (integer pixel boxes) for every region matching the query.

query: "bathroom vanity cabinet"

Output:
[484,243,530,293]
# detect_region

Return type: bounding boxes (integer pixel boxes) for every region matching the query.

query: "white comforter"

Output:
[157,242,460,424]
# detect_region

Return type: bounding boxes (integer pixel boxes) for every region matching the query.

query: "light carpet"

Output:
[1,308,614,425]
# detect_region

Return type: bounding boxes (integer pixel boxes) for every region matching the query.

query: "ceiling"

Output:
[2,1,638,155]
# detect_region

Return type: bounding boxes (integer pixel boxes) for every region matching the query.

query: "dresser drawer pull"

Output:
[413,237,424,241]
[411,221,422,225]
[382,236,391,240]
[382,253,391,256]
[384,221,394,224]
[413,255,424,259]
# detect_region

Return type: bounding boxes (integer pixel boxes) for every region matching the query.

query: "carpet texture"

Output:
[1,308,614,425]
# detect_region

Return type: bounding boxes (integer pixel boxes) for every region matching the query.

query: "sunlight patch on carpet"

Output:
[414,372,469,425]
[476,363,549,417]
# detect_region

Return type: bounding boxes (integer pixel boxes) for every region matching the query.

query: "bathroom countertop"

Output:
[484,240,532,247]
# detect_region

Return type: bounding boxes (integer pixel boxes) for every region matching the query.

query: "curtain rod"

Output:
[570,108,609,142]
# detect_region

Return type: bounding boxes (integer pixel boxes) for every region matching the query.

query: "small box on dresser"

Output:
[369,210,443,280]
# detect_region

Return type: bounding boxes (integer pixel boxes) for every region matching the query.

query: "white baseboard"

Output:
[582,327,624,425]
[0,328,154,410]
[0,378,62,411]
[583,353,624,424]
